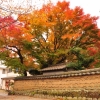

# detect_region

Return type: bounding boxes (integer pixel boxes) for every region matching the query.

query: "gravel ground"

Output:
[0,89,55,100]
[0,95,53,100]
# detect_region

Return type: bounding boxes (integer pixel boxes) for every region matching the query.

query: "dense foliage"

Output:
[0,1,100,75]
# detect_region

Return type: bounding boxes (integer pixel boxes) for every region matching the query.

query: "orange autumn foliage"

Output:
[17,1,100,68]
[0,1,100,72]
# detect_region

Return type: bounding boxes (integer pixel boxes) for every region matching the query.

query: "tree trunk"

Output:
[23,70,27,76]
[17,48,27,76]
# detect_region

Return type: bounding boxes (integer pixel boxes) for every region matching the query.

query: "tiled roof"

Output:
[14,68,100,80]
[39,63,66,72]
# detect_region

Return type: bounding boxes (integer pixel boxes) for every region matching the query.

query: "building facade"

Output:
[0,61,19,90]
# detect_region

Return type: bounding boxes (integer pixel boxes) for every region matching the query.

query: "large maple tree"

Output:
[0,16,35,76]
[0,1,100,76]
[18,1,100,70]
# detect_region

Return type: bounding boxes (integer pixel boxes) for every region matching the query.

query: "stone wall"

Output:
[13,68,100,99]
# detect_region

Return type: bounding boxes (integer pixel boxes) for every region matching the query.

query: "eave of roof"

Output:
[40,63,66,72]
[0,67,7,69]
[1,77,16,80]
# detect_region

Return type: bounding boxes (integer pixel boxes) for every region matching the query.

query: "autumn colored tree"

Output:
[18,1,100,70]
[0,0,100,75]
[0,16,37,76]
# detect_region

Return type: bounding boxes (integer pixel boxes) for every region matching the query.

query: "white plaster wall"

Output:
[0,61,32,90]
[0,68,7,88]
[0,61,19,89]
[7,72,19,77]
[0,62,7,88]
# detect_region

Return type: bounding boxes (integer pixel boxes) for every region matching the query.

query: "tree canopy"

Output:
[0,1,100,75]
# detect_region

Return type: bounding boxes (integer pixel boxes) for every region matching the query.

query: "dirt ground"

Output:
[0,89,55,100]
[0,95,53,100]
